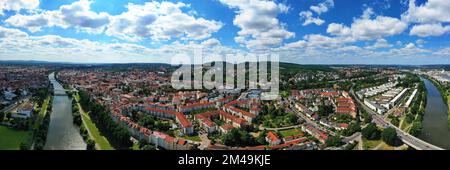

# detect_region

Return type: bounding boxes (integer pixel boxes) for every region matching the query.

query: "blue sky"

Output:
[0,0,449,64]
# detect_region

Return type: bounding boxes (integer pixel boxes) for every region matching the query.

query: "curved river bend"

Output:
[44,73,86,150]
[419,77,450,149]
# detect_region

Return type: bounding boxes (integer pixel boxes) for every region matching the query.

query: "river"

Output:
[419,77,450,149]
[44,72,86,150]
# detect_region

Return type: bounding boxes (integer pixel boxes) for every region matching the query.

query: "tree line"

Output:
[78,90,132,149]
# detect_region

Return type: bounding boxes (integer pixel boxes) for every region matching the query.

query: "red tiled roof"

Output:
[267,131,280,143]
[145,107,178,115]
[227,106,256,118]
[179,101,215,109]
[221,124,234,131]
[339,123,349,128]
[175,112,192,128]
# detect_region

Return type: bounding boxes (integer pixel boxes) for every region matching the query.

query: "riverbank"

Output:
[423,75,450,130]
[73,92,114,150]
[55,71,114,150]
[418,77,450,149]
[44,73,86,150]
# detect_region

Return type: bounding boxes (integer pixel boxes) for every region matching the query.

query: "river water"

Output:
[419,77,450,149]
[44,73,86,150]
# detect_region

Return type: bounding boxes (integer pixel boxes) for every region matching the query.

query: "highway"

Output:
[350,87,443,150]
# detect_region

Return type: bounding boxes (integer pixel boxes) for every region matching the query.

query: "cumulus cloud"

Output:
[0,0,39,15]
[0,25,28,41]
[327,8,407,41]
[310,0,334,15]
[299,0,334,26]
[201,38,221,47]
[410,23,450,37]
[402,0,450,23]
[365,39,393,49]
[6,0,110,33]
[106,1,223,42]
[0,26,243,63]
[299,11,324,26]
[219,0,294,49]
[6,0,222,41]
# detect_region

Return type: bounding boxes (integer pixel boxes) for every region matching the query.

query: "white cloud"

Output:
[0,0,39,15]
[410,23,450,37]
[219,0,294,49]
[365,39,393,49]
[6,0,222,41]
[299,0,334,26]
[6,0,110,33]
[434,46,450,56]
[201,38,221,47]
[402,0,450,23]
[389,42,429,56]
[0,25,28,38]
[299,11,324,26]
[310,0,334,15]
[106,1,223,41]
[0,26,244,63]
[327,8,407,41]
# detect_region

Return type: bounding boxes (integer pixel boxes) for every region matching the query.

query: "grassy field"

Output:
[279,128,302,137]
[0,126,30,150]
[447,95,450,130]
[75,93,114,150]
[399,116,410,131]
[33,96,50,130]
[363,139,382,150]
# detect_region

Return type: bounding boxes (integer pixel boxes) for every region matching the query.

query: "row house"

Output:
[303,124,328,143]
[175,112,193,135]
[178,101,216,113]
[111,111,193,150]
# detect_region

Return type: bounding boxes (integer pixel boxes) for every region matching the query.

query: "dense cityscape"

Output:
[1,62,450,150]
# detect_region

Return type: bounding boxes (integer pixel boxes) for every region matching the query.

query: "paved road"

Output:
[350,87,443,150]
[343,132,361,143]
[262,124,303,131]
[198,133,210,150]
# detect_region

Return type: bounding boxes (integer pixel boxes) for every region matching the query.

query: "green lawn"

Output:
[0,126,30,150]
[399,116,410,131]
[75,93,114,150]
[447,95,450,130]
[131,142,140,150]
[363,139,382,150]
[33,96,50,130]
[279,128,302,137]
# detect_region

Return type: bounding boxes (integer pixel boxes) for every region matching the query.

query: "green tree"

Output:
[342,122,361,136]
[86,139,96,150]
[5,112,12,120]
[409,121,422,137]
[391,117,400,127]
[361,123,380,140]
[141,144,156,150]
[222,128,257,147]
[19,142,30,150]
[0,112,4,122]
[381,127,398,146]
[405,113,414,124]
[325,135,343,147]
